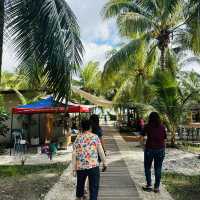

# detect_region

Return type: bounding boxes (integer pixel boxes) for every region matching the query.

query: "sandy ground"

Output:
[0,146,73,166]
[127,142,200,175]
[164,148,200,175]
[0,172,60,200]
[44,127,200,200]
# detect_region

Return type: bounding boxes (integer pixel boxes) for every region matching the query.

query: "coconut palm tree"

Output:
[178,71,200,105]
[74,61,102,95]
[0,0,4,82]
[102,0,200,69]
[0,0,83,101]
[0,71,45,104]
[180,0,200,54]
[150,69,200,146]
[102,40,159,104]
[17,57,47,90]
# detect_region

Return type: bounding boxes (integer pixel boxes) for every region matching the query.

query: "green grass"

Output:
[180,145,200,154]
[0,163,68,177]
[163,172,200,200]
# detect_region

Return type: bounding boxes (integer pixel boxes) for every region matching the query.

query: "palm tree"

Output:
[150,69,200,146]
[178,71,200,105]
[74,61,102,95]
[0,0,4,83]
[102,40,159,104]
[17,57,46,90]
[102,0,200,69]
[0,0,83,101]
[0,71,45,104]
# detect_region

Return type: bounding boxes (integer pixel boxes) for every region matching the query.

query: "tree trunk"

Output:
[171,127,176,147]
[0,0,5,83]
[160,46,165,70]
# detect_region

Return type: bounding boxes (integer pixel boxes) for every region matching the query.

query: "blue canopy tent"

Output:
[10,97,90,155]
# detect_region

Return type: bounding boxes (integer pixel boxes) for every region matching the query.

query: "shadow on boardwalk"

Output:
[45,124,174,200]
[102,125,174,200]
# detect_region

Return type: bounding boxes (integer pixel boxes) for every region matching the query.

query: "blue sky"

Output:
[2,0,200,73]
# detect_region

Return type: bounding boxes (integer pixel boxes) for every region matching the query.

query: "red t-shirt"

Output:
[142,124,167,149]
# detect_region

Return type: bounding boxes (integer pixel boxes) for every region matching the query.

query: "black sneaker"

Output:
[154,188,160,193]
[142,185,153,192]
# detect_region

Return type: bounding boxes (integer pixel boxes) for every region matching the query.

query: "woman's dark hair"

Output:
[148,112,161,127]
[81,119,91,131]
[90,114,100,131]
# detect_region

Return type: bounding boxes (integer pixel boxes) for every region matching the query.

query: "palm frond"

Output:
[11,88,27,104]
[112,77,133,104]
[17,57,46,89]
[0,0,5,80]
[6,0,83,101]
[117,12,153,37]
[162,0,181,20]
[102,39,142,81]
[133,74,145,103]
[144,44,158,77]
[102,0,152,20]
[165,49,179,76]
[79,61,102,93]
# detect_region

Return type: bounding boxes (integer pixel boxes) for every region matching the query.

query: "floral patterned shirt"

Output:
[73,131,101,170]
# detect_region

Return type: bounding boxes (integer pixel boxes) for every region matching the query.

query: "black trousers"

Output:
[76,167,100,200]
[144,148,165,188]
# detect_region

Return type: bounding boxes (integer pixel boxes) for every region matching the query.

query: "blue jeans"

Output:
[76,167,100,200]
[144,148,165,188]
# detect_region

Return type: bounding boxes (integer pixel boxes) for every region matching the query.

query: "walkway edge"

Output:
[111,127,174,200]
[44,162,76,200]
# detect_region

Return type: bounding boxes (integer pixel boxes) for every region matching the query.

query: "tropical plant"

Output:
[102,40,159,104]
[178,71,200,105]
[0,71,27,89]
[74,61,102,95]
[17,57,46,90]
[0,111,9,137]
[0,0,4,81]
[150,69,200,146]
[0,71,46,104]
[0,0,83,101]
[102,0,200,69]
[0,95,9,137]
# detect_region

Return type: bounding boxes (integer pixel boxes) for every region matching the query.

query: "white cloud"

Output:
[2,43,19,72]
[182,61,200,74]
[3,0,118,72]
[66,0,119,43]
[66,0,118,69]
[83,42,112,69]
[2,0,200,75]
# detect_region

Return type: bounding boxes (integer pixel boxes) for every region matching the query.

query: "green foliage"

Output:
[149,68,200,145]
[0,163,68,177]
[102,40,158,105]
[163,173,200,200]
[0,111,9,137]
[4,0,83,101]
[17,57,46,90]
[102,0,200,69]
[0,95,9,137]
[72,61,102,102]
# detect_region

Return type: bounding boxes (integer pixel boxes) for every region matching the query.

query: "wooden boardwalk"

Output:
[99,126,141,200]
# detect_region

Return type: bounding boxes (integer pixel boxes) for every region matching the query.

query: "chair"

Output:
[12,129,27,154]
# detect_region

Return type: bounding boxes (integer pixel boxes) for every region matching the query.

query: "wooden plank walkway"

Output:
[99,126,141,200]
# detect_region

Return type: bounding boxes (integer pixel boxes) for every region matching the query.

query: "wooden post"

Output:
[38,114,41,144]
[10,113,14,156]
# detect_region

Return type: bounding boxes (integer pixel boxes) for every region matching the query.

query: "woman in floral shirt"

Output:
[72,119,107,200]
